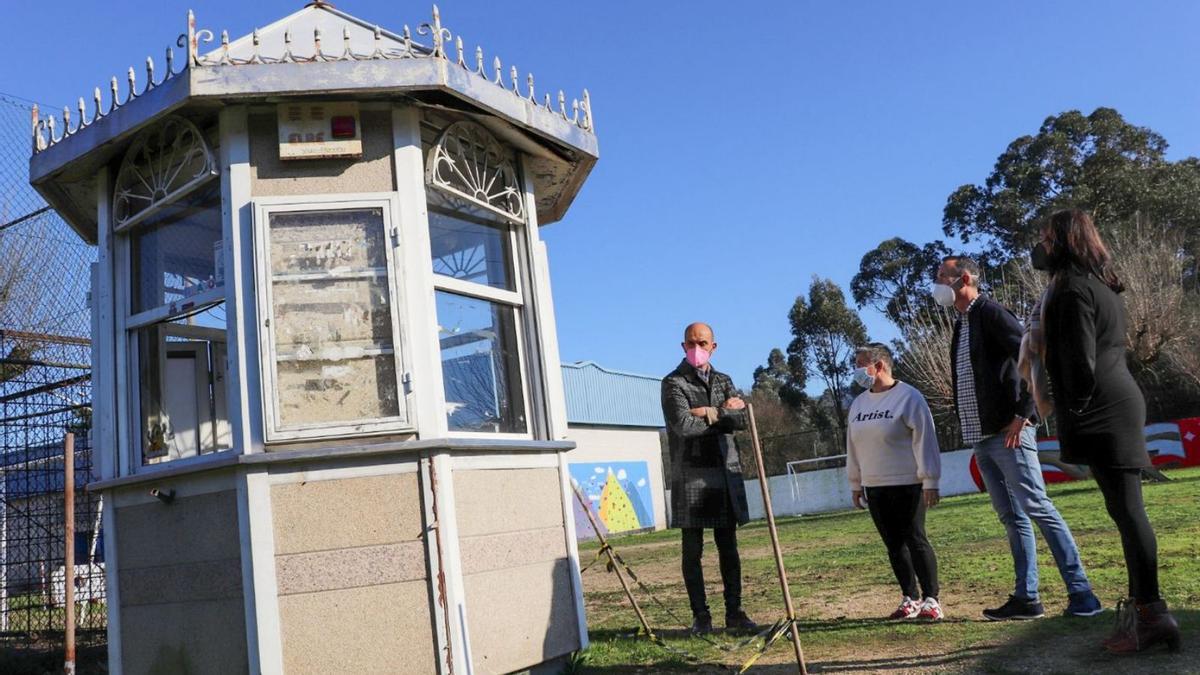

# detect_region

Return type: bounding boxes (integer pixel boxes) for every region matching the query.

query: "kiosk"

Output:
[29,3,598,673]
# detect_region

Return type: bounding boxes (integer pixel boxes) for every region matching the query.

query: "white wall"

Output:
[745,448,981,520]
[563,426,667,530]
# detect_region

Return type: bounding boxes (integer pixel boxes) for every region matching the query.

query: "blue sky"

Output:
[6,1,1200,389]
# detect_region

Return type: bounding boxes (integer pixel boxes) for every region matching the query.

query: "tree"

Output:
[750,347,808,411]
[850,237,951,323]
[786,277,868,444]
[942,107,1200,272]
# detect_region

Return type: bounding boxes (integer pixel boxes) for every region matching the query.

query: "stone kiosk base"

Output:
[92,439,586,675]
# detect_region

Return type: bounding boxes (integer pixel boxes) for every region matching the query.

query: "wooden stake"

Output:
[747,404,808,674]
[63,432,76,675]
[571,482,654,637]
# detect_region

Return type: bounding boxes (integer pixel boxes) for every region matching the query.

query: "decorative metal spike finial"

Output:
[456,36,465,67]
[62,106,71,134]
[146,57,155,88]
[543,93,551,110]
[282,29,295,62]
[572,99,580,124]
[47,114,56,142]
[94,88,102,116]
[250,28,262,63]
[527,73,535,102]
[342,26,353,59]
[127,67,137,99]
[110,76,119,110]
[313,27,323,60]
[401,25,414,58]
[187,9,196,65]
[475,46,484,75]
[559,90,567,119]
[30,104,39,152]
[219,30,231,65]
[78,97,87,126]
[582,89,593,130]
[369,25,387,59]
[419,5,451,60]
[510,65,519,93]
[493,56,502,84]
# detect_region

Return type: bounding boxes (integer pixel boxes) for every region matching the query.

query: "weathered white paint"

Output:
[745,448,982,520]
[563,426,667,531]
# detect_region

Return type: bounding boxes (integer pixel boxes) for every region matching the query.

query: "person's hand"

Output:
[689,407,709,417]
[723,397,746,410]
[923,489,940,508]
[852,490,866,509]
[1003,417,1027,449]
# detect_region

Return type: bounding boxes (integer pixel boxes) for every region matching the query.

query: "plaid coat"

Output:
[661,360,750,528]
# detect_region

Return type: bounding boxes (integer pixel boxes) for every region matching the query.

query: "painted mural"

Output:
[969,417,1200,491]
[569,461,654,540]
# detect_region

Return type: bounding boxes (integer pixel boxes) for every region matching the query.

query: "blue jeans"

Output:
[973,426,1091,600]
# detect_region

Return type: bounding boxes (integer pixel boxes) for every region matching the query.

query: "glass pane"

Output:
[428,210,513,290]
[130,181,223,314]
[137,304,232,465]
[267,208,400,429]
[436,291,525,433]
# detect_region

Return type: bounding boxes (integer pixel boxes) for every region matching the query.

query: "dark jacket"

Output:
[661,360,749,529]
[1042,269,1150,468]
[950,296,1037,437]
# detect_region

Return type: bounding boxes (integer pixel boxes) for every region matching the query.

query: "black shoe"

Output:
[983,595,1045,621]
[690,613,713,635]
[725,610,759,634]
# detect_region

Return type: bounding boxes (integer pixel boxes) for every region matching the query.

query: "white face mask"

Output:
[852,366,876,389]
[931,282,957,307]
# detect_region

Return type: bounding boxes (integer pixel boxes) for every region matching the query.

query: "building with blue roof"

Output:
[560,362,668,539]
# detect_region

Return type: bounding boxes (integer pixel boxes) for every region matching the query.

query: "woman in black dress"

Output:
[1037,209,1180,654]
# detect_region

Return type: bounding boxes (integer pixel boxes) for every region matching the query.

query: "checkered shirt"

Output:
[955,296,983,445]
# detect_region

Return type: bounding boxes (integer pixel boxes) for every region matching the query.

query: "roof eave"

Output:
[30,60,598,240]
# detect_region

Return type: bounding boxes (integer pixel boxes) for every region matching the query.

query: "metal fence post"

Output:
[64,432,75,675]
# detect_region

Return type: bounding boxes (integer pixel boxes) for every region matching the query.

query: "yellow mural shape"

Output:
[598,471,640,532]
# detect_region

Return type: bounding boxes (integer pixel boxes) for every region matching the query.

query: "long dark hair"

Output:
[1041,209,1124,293]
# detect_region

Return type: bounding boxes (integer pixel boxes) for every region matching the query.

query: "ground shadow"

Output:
[972,608,1198,674]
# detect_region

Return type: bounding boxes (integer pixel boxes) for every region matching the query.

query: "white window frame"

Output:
[428,207,534,440]
[251,192,416,443]
[117,174,232,474]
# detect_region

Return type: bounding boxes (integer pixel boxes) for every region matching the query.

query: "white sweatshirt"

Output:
[846,381,941,490]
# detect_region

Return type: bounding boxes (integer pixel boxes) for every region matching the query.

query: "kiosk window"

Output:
[252,199,412,441]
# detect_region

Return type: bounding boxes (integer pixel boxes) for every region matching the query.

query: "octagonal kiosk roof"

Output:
[29,1,598,244]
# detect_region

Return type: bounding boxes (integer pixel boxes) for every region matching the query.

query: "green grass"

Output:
[576,467,1200,674]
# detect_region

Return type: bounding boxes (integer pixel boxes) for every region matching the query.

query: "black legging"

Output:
[865,484,939,600]
[1091,465,1160,602]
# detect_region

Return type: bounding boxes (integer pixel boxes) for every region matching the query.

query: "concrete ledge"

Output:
[89,438,575,492]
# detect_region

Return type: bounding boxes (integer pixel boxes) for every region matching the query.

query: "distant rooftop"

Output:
[562,362,664,429]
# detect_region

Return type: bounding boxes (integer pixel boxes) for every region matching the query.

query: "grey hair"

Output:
[855,342,894,368]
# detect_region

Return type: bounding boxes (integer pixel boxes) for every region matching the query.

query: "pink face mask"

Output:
[685,346,711,368]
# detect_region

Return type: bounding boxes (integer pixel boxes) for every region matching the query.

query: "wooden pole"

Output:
[747,404,808,674]
[63,432,76,675]
[570,483,654,637]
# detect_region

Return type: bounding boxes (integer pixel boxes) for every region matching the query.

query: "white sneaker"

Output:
[888,596,922,620]
[918,597,944,621]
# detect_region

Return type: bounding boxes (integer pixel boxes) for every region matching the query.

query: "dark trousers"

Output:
[1091,465,1160,602]
[865,484,939,600]
[681,527,741,618]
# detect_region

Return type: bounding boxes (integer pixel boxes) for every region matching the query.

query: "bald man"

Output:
[661,322,757,634]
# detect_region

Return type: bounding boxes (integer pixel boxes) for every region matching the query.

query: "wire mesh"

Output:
[0,92,103,648]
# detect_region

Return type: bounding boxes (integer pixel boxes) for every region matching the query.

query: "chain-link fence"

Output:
[0,92,103,650]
